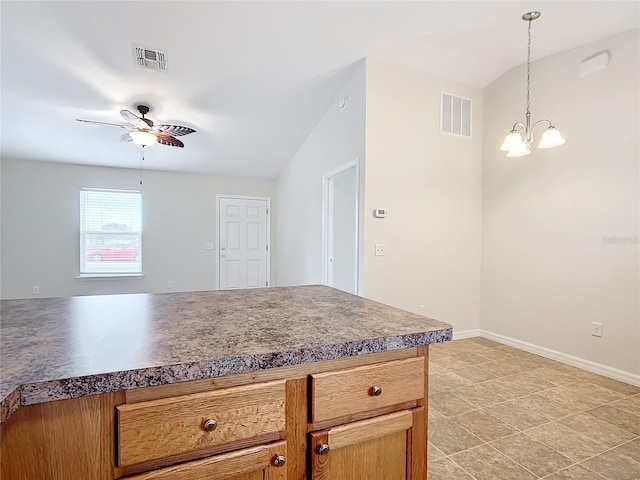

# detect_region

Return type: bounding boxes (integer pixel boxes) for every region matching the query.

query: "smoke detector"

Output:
[134,45,167,72]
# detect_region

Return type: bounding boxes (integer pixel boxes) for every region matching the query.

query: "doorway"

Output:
[322,160,362,295]
[216,195,270,290]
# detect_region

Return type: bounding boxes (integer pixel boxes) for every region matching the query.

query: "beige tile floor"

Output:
[427,337,640,480]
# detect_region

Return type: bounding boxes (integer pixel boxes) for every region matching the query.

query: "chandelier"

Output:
[500,12,566,157]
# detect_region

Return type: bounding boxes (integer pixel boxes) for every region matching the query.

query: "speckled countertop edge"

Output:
[1,329,451,422]
[1,286,453,422]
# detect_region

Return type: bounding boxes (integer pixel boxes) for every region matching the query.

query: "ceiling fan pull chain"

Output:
[139,147,144,185]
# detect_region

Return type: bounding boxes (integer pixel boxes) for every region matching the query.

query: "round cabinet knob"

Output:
[202,419,218,432]
[370,385,383,396]
[317,443,330,455]
[273,454,286,467]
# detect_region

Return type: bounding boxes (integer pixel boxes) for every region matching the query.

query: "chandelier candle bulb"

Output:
[501,12,566,157]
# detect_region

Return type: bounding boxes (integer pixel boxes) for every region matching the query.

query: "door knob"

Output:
[221,246,226,250]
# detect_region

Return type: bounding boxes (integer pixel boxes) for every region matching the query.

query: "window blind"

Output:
[79,188,142,275]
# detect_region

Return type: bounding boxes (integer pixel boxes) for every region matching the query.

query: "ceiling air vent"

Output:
[134,45,167,72]
[441,92,471,137]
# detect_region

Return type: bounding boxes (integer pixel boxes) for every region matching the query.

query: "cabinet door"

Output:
[309,408,426,480]
[123,441,287,480]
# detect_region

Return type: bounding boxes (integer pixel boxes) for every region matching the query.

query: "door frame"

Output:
[215,194,271,291]
[321,158,364,295]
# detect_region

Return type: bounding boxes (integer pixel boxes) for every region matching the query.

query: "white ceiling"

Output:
[1,1,638,178]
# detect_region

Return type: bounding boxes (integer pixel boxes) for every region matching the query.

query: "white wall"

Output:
[364,60,483,332]
[1,158,276,299]
[276,61,366,287]
[481,29,639,375]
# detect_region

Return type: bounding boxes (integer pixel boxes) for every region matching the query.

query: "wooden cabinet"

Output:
[308,355,427,480]
[310,357,425,423]
[117,380,286,467]
[309,409,425,480]
[0,347,429,480]
[122,441,288,480]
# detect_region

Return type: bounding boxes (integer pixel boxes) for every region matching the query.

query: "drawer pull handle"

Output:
[202,419,218,432]
[273,454,287,467]
[317,443,330,455]
[370,385,383,396]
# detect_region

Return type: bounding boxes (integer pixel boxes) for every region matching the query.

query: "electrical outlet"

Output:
[32,286,40,295]
[204,242,214,250]
[168,280,174,289]
[592,322,603,337]
[419,305,425,315]
[374,244,386,256]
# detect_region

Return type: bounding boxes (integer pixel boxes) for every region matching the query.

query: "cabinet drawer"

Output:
[117,380,286,467]
[311,357,424,423]
[122,441,287,480]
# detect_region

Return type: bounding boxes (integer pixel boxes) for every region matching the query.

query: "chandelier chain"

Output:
[526,18,532,115]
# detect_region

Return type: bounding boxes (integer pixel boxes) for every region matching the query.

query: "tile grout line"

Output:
[432,390,640,478]
[429,338,640,479]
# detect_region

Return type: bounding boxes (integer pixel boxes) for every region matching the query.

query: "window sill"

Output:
[76,274,145,280]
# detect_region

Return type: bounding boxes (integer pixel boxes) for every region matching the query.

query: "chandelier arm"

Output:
[531,119,553,130]
[511,122,526,133]
[529,119,553,144]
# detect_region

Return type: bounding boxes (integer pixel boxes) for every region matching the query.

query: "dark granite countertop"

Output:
[0,285,452,422]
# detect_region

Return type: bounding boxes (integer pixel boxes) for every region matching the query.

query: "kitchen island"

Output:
[1,285,452,479]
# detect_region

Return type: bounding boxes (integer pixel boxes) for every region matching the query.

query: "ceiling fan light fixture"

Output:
[129,131,157,147]
[77,104,195,149]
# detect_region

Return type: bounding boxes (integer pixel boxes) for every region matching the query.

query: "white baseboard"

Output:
[475,330,640,387]
[452,329,481,340]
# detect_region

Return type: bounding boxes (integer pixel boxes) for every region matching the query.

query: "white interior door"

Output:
[217,196,270,290]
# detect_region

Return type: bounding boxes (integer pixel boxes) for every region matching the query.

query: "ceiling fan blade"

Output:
[152,125,196,136]
[76,119,128,128]
[156,134,184,148]
[119,133,132,142]
[120,109,153,129]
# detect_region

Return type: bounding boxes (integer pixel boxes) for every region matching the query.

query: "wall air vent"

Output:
[441,92,471,137]
[134,45,167,72]
[579,50,610,78]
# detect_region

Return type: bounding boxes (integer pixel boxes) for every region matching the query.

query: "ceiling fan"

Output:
[76,105,196,148]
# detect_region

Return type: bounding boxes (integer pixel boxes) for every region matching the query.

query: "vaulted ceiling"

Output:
[1,1,638,178]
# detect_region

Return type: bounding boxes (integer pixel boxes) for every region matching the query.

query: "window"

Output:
[79,188,142,276]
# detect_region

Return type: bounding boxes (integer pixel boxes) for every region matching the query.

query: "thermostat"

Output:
[374,209,388,218]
